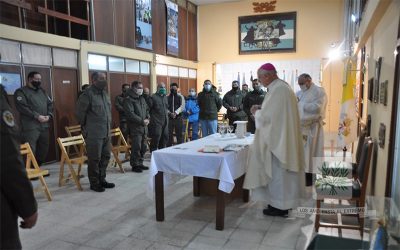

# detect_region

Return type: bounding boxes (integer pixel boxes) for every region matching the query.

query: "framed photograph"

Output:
[238,12,296,54]
[135,0,152,50]
[166,0,179,56]
[373,78,379,103]
[368,77,374,101]
[0,72,21,95]
[379,80,388,106]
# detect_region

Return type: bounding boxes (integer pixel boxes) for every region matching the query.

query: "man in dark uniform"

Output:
[76,72,114,192]
[143,87,151,107]
[243,78,265,133]
[148,82,169,152]
[123,81,150,173]
[1,84,38,250]
[222,80,247,130]
[241,83,249,97]
[115,83,130,141]
[14,71,53,165]
[167,83,185,146]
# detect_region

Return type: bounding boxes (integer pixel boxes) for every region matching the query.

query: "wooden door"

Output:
[179,78,189,97]
[126,73,140,86]
[23,66,56,162]
[109,73,125,128]
[52,68,78,139]
[156,75,168,90]
[139,75,150,89]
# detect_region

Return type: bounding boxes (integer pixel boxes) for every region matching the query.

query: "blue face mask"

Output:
[204,84,211,91]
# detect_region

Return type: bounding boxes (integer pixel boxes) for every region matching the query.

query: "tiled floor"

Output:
[19,152,365,250]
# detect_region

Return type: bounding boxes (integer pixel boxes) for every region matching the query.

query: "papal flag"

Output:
[337,58,358,148]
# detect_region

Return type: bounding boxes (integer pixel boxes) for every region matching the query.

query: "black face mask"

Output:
[232,86,239,91]
[31,80,41,89]
[96,80,107,89]
[170,89,177,95]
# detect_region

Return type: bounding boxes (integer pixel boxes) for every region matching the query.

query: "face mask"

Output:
[170,89,177,94]
[232,86,239,91]
[300,85,307,91]
[204,84,211,91]
[135,89,143,95]
[31,80,41,89]
[159,88,167,95]
[96,80,107,89]
[189,91,196,97]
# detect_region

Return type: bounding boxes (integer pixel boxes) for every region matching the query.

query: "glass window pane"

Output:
[189,69,197,79]
[22,43,51,66]
[0,39,20,63]
[88,54,107,71]
[126,59,140,73]
[179,67,188,78]
[168,66,179,77]
[156,64,168,75]
[140,61,150,75]
[108,57,124,72]
[53,48,77,68]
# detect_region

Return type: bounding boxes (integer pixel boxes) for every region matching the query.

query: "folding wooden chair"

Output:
[65,125,83,155]
[110,127,130,173]
[57,135,87,191]
[20,143,52,201]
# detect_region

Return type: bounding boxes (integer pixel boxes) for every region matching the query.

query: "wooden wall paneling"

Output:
[188,79,197,91]
[23,66,56,162]
[114,0,134,48]
[139,75,150,90]
[156,75,168,90]
[126,73,140,86]
[52,68,78,140]
[152,0,167,54]
[179,78,189,96]
[24,0,46,32]
[178,5,188,60]
[92,0,115,44]
[187,10,197,61]
[109,73,125,128]
[0,2,20,27]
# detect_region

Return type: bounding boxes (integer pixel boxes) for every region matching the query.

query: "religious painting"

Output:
[238,12,296,54]
[0,72,21,95]
[135,0,152,50]
[166,0,179,56]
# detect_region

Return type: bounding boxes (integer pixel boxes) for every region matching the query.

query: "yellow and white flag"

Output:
[337,58,358,148]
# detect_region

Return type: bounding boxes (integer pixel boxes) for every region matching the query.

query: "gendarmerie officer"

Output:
[243,78,265,133]
[1,84,38,249]
[148,82,169,152]
[115,83,130,141]
[123,81,150,173]
[14,71,53,165]
[76,72,114,192]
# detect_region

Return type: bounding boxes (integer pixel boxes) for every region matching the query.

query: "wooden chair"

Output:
[65,125,83,155]
[20,143,52,201]
[110,127,130,173]
[57,135,87,191]
[314,138,373,236]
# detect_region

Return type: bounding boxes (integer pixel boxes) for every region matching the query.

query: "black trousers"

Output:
[22,128,49,165]
[168,116,183,146]
[149,122,168,152]
[85,137,111,186]
[247,117,256,134]
[130,133,147,167]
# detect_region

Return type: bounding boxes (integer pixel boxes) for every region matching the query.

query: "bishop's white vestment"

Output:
[243,78,305,210]
[296,83,327,173]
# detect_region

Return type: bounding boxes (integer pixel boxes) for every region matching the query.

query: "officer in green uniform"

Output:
[148,82,169,152]
[243,78,266,133]
[123,81,150,173]
[115,83,130,141]
[1,84,38,250]
[222,80,247,130]
[14,71,53,165]
[76,72,114,192]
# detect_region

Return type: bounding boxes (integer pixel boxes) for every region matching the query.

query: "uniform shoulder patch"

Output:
[2,110,15,127]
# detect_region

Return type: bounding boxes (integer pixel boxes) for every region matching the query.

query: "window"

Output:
[126,59,140,73]
[179,67,189,78]
[53,48,77,68]
[88,54,107,71]
[189,69,197,79]
[108,57,124,72]
[156,64,168,75]
[140,61,150,75]
[22,44,52,66]
[0,39,21,63]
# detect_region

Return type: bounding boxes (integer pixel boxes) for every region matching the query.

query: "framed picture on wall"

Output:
[368,77,373,102]
[166,0,179,56]
[379,80,388,106]
[238,12,296,54]
[135,0,152,50]
[0,72,21,95]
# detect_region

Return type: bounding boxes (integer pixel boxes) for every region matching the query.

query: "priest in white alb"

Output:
[296,73,327,186]
[243,63,305,217]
